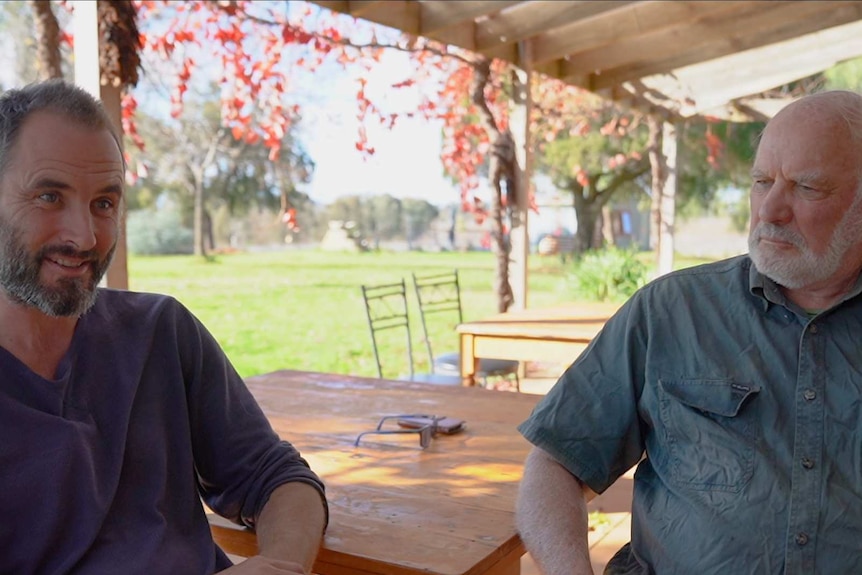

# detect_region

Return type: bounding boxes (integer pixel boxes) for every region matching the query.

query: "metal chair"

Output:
[360,280,462,385]
[411,270,520,390]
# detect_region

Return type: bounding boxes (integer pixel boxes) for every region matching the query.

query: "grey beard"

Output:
[0,221,114,317]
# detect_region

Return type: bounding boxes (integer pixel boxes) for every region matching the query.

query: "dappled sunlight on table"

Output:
[241,370,539,575]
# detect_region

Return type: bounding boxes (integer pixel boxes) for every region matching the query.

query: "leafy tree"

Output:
[401,198,440,249]
[127,91,314,254]
[324,194,439,249]
[0,1,73,86]
[126,207,193,255]
[676,119,763,232]
[32,0,766,310]
[534,88,651,252]
[823,56,862,91]
[326,195,365,230]
[363,195,403,250]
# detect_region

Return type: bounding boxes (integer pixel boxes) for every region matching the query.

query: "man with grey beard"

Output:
[516,90,862,575]
[0,80,326,574]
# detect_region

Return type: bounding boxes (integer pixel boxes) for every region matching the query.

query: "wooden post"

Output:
[648,115,663,253]
[72,0,129,290]
[657,121,678,276]
[509,41,533,311]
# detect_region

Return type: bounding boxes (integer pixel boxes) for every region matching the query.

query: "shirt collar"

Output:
[748,258,783,311]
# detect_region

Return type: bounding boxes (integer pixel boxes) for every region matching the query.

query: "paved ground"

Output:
[517,370,634,575]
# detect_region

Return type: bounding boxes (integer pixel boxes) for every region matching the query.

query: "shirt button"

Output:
[801,457,814,469]
[810,324,818,334]
[795,532,809,546]
[803,389,816,401]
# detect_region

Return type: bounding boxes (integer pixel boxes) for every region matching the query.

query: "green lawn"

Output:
[127,249,715,379]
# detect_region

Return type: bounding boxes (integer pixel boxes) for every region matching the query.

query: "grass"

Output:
[127,248,717,380]
[128,250,573,379]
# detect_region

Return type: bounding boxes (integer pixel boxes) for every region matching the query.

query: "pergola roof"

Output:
[310,1,862,121]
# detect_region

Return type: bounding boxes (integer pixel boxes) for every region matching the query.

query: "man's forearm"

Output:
[515,447,596,575]
[255,482,327,573]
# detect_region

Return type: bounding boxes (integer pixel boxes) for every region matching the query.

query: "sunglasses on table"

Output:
[354,414,466,449]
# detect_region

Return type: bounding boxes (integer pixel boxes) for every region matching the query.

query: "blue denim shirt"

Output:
[519,255,862,574]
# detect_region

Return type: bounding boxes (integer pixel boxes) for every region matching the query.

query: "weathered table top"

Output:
[244,369,541,575]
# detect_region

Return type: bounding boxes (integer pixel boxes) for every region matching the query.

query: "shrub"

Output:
[127,208,194,255]
[568,247,648,302]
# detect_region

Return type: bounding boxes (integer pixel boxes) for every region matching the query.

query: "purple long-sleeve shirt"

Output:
[0,289,326,574]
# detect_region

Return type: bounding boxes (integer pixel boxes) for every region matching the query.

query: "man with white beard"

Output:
[515,90,862,575]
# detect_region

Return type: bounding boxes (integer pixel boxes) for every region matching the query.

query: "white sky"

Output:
[301,97,459,207]
[298,52,461,208]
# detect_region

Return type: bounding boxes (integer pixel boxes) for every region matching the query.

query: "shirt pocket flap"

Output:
[659,379,760,417]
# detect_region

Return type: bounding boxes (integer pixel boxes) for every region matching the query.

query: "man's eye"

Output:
[94,198,115,210]
[38,192,59,203]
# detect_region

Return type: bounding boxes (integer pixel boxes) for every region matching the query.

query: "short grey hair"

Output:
[0,79,122,178]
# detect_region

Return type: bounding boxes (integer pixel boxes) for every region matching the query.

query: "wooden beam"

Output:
[421,1,519,33]
[475,1,637,55]
[307,1,348,14]
[419,1,520,50]
[309,1,422,35]
[583,1,862,91]
[638,18,862,118]
[529,1,738,65]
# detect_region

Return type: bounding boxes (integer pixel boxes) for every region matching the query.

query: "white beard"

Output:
[749,195,862,289]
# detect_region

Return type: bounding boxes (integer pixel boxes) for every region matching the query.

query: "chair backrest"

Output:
[411,269,462,365]
[361,279,416,380]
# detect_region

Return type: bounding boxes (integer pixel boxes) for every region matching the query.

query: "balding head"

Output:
[749,89,862,299]
[767,90,862,171]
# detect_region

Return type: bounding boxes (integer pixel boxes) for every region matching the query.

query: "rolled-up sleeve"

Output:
[171,301,328,528]
[518,295,649,494]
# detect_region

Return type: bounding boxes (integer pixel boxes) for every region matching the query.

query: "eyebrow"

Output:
[792,171,825,186]
[748,169,826,185]
[32,177,72,191]
[32,178,124,196]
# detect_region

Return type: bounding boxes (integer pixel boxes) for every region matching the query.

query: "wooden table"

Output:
[457,303,621,385]
[216,369,540,575]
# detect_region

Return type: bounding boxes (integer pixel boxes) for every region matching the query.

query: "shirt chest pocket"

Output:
[658,378,760,492]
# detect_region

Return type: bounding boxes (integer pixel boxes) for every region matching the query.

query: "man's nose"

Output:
[60,204,97,251]
[757,181,793,225]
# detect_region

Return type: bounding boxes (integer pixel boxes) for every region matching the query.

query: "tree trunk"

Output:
[471,57,514,312]
[30,0,63,80]
[572,190,600,254]
[193,180,207,257]
[204,209,215,251]
[489,137,514,312]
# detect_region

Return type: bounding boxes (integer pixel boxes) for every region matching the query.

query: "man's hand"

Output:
[220,556,305,574]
